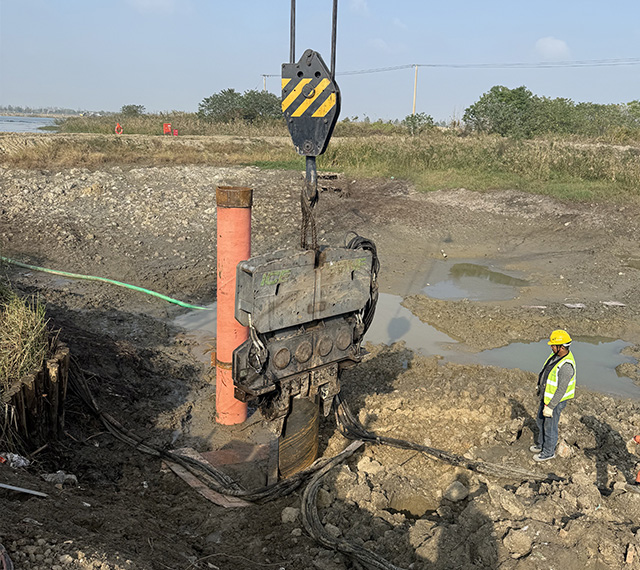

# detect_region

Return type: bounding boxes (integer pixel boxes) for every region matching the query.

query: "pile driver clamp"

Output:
[233,246,375,436]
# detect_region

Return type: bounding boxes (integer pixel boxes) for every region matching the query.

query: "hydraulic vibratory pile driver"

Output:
[231,1,379,477]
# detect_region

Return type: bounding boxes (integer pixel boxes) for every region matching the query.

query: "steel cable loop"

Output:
[346,234,379,335]
[300,184,319,251]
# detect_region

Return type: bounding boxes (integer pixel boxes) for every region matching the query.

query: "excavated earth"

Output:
[2,133,640,569]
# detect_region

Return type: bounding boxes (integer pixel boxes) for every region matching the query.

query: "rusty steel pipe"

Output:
[215,186,252,425]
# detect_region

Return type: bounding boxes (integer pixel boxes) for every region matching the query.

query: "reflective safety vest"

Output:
[543,351,576,405]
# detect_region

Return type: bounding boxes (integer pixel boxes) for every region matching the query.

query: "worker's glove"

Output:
[543,405,554,418]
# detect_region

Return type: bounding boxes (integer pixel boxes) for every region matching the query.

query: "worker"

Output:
[531,329,576,462]
[632,435,640,484]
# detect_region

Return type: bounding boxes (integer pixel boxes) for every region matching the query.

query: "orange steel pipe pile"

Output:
[215,186,252,425]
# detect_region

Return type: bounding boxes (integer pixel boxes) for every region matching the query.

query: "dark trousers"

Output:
[536,399,568,457]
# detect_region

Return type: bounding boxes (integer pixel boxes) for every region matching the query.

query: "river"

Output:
[0,115,57,133]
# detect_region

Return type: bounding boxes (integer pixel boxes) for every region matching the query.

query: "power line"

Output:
[262,56,640,117]
[265,57,640,78]
[340,57,640,75]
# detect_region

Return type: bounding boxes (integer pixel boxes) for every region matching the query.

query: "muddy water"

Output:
[173,303,216,364]
[366,294,639,397]
[364,293,457,354]
[423,260,528,301]
[453,338,640,399]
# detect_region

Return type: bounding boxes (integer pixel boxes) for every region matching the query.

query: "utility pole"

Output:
[412,64,418,115]
[262,74,267,92]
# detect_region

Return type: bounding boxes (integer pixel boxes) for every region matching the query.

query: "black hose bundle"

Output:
[0,543,14,570]
[68,360,349,503]
[68,358,555,570]
[346,232,379,335]
[333,393,555,482]
[301,441,407,570]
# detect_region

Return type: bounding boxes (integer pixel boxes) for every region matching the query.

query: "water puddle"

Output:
[448,338,639,399]
[364,293,457,355]
[423,260,529,301]
[172,303,216,364]
[367,294,639,399]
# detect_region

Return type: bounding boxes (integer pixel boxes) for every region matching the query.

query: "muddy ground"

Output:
[3,133,640,569]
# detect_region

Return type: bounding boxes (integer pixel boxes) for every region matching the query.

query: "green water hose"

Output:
[1,256,211,311]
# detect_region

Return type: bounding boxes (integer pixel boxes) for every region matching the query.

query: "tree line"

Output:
[64,85,640,141]
[463,86,640,138]
[193,86,640,140]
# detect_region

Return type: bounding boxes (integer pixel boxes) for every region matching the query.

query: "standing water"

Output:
[172,297,639,398]
[173,303,216,364]
[423,260,529,301]
[464,338,639,399]
[0,116,57,133]
[364,295,639,399]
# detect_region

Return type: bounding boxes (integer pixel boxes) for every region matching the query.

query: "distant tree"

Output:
[239,90,282,122]
[402,112,435,135]
[463,86,640,139]
[463,86,538,138]
[198,89,243,122]
[120,104,145,117]
[198,89,281,123]
[535,97,577,135]
[573,102,629,137]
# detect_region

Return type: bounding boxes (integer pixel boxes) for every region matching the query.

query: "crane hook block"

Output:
[282,49,341,156]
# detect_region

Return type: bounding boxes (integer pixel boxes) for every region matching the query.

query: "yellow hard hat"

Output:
[548,329,572,346]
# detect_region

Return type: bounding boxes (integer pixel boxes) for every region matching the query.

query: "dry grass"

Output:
[0,134,296,169]
[0,280,50,451]
[3,128,640,202]
[57,113,290,137]
[0,282,49,400]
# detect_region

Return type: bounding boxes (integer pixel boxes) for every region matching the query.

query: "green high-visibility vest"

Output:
[543,351,576,405]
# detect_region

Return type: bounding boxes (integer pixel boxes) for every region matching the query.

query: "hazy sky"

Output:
[1,0,639,122]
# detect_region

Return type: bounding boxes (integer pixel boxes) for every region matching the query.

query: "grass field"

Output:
[5,114,640,203]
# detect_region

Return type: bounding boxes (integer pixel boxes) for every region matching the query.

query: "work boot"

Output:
[533,452,555,462]
[529,445,542,453]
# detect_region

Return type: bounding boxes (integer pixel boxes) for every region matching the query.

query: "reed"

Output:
[0,282,49,398]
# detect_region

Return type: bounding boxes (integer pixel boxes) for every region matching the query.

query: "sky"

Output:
[1,0,639,122]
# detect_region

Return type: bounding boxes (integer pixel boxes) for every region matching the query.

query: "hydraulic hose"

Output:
[1,256,211,311]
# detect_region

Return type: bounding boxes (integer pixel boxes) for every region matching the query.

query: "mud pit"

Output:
[3,133,640,569]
